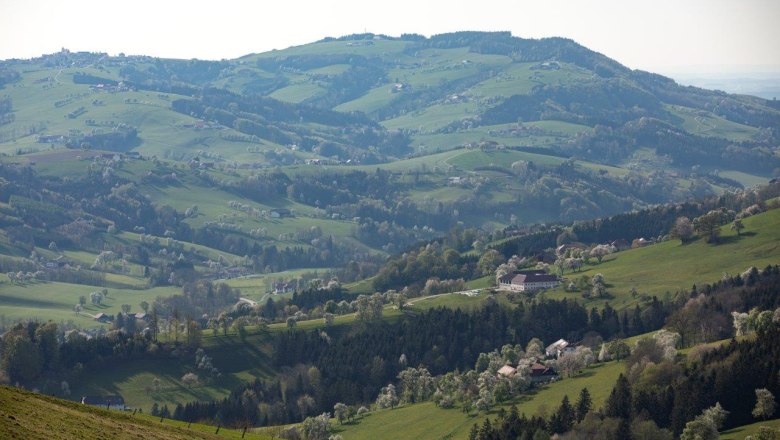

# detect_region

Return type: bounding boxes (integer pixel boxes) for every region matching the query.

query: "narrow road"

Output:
[238,297,257,306]
[406,289,480,306]
[406,292,453,306]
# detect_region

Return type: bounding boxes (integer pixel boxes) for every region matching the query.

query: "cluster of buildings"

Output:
[93,312,149,324]
[497,362,559,384]
[496,338,576,384]
[204,266,250,281]
[274,282,294,294]
[89,82,131,93]
[304,158,357,166]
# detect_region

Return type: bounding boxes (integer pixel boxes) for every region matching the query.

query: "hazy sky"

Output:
[1,0,778,74]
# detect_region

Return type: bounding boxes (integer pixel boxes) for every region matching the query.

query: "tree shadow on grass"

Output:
[716,230,756,244]
[571,369,597,379]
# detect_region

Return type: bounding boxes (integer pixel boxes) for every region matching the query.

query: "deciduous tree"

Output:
[753,388,777,420]
[670,216,694,243]
[181,373,199,388]
[731,218,745,236]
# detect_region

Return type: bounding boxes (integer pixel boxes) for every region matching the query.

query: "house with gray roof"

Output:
[498,270,560,292]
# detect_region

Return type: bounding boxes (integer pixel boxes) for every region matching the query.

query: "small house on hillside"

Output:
[270,208,292,218]
[610,239,631,251]
[132,313,148,322]
[94,313,113,324]
[497,365,517,377]
[498,270,559,292]
[545,339,571,358]
[448,176,465,186]
[81,395,126,410]
[530,362,558,384]
[555,243,587,255]
[274,282,293,294]
[43,255,69,270]
[633,237,652,248]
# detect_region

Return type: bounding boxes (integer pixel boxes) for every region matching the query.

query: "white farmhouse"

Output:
[498,270,559,292]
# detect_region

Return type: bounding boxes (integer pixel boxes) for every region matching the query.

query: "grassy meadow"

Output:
[0,279,178,328]
[71,328,277,412]
[544,207,780,309]
[334,360,625,440]
[0,67,294,163]
[720,418,780,439]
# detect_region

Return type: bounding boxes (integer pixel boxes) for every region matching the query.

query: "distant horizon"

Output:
[2,0,778,74]
[6,33,780,99]
[5,37,780,80]
[7,43,780,72]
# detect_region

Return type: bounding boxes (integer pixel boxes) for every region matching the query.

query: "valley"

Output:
[1,30,779,440]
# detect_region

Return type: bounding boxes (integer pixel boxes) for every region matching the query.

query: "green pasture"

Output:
[667,104,760,142]
[223,268,334,300]
[269,83,326,103]
[335,360,624,440]
[718,170,770,188]
[546,208,780,309]
[720,418,780,439]
[406,291,487,312]
[381,102,479,131]
[0,280,178,327]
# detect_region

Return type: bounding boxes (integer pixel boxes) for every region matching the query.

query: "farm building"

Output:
[274,282,293,294]
[529,362,559,383]
[94,313,113,324]
[131,313,149,322]
[544,339,570,357]
[498,270,559,292]
[497,365,517,377]
[270,208,292,218]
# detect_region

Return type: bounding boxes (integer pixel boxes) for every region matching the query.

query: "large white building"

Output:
[498,270,560,292]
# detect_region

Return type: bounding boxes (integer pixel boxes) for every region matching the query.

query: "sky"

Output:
[1,0,779,75]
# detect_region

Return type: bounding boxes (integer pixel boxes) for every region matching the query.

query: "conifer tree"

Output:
[575,388,592,422]
[605,374,632,420]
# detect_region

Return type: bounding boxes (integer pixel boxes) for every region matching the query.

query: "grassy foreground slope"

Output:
[0,386,269,440]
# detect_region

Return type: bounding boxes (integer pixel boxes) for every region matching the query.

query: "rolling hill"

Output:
[1,32,780,438]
